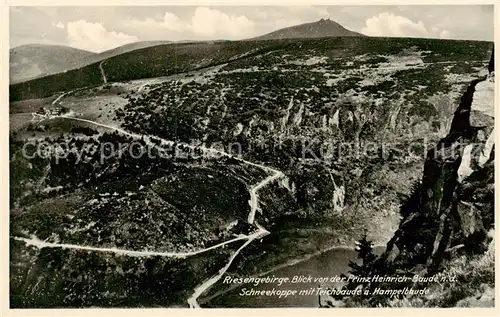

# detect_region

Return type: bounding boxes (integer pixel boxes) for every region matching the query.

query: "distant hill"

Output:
[9,44,96,83]
[10,41,177,84]
[249,18,365,41]
[66,40,174,71]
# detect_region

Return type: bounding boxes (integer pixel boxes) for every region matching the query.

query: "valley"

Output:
[9,35,494,308]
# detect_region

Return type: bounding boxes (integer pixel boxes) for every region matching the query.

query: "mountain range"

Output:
[10,19,364,83]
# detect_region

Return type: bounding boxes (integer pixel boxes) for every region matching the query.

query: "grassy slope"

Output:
[9,37,492,102]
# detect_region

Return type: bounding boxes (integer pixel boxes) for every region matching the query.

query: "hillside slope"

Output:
[9,36,493,308]
[9,44,96,83]
[249,18,364,41]
[65,40,174,71]
[10,41,177,84]
[9,37,492,102]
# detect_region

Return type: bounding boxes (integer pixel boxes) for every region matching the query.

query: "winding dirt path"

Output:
[17,56,491,307]
[99,60,108,84]
[12,234,251,259]
[15,113,284,308]
[51,92,69,106]
[187,223,270,308]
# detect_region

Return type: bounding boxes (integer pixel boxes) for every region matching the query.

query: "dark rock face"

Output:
[379,62,495,271]
[488,44,494,74]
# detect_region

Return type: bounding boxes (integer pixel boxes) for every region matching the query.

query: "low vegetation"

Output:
[9,35,493,307]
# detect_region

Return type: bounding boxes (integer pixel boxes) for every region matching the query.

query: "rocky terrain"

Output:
[9,33,494,308]
[325,50,495,308]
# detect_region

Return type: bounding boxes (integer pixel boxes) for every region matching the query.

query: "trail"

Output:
[61,117,281,174]
[99,60,108,83]
[17,113,284,308]
[51,92,69,106]
[12,234,250,259]
[22,56,488,307]
[50,85,98,107]
[247,171,283,224]
[187,223,269,308]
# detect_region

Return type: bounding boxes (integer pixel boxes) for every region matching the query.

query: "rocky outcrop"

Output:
[488,44,494,75]
[379,57,495,272]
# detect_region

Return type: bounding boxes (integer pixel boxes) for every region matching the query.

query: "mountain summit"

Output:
[249,18,365,41]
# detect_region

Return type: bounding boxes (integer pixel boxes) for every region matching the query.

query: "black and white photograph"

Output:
[5,2,496,310]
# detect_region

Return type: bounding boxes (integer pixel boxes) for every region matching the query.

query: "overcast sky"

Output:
[10,5,494,53]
